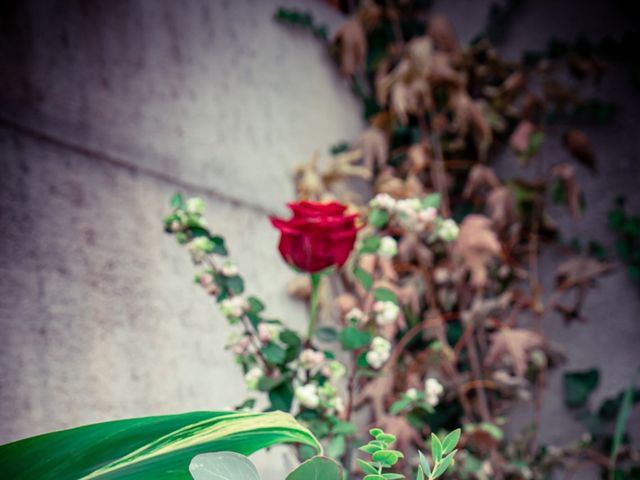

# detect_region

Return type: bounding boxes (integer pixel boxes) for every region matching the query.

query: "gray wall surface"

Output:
[1,0,638,479]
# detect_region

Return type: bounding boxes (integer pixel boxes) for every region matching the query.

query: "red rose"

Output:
[270,201,359,273]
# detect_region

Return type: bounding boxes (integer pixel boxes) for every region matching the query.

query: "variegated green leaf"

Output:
[0,411,320,479]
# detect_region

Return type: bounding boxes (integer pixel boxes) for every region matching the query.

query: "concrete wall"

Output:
[1,0,639,479]
[0,0,361,477]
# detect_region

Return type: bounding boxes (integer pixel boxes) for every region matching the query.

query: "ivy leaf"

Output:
[564,368,600,408]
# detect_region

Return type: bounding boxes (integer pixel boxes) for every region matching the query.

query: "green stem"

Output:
[306,273,322,341]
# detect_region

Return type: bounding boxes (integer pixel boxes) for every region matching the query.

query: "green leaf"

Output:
[286,456,343,480]
[364,475,385,480]
[389,397,412,415]
[441,429,461,455]
[268,382,294,412]
[332,421,357,436]
[225,276,245,294]
[354,266,374,290]
[326,435,346,459]
[189,452,259,480]
[369,428,384,437]
[376,433,397,444]
[610,371,639,471]
[382,474,405,479]
[357,459,379,475]
[373,288,399,305]
[359,236,382,254]
[369,208,389,228]
[316,327,339,343]
[0,411,321,479]
[260,343,286,365]
[372,449,403,466]
[416,465,425,480]
[421,193,441,209]
[248,297,265,313]
[564,368,600,407]
[340,326,372,351]
[418,451,431,477]
[279,330,302,348]
[171,192,185,209]
[432,450,457,478]
[431,433,443,462]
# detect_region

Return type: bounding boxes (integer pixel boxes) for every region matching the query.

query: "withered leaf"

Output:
[334,19,367,76]
[555,256,612,290]
[563,129,596,171]
[485,328,545,377]
[454,215,501,287]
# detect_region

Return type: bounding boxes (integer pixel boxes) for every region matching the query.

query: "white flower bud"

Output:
[186,197,206,215]
[257,323,272,343]
[378,236,398,258]
[219,296,248,319]
[438,219,460,242]
[345,307,365,324]
[220,261,238,277]
[370,193,396,210]
[424,377,444,406]
[418,207,438,224]
[199,272,214,287]
[366,349,389,369]
[299,349,325,370]
[295,384,320,409]
[244,367,262,390]
[406,387,419,400]
[371,336,391,353]
[373,301,400,326]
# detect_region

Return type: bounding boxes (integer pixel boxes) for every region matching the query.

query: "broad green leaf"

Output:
[260,343,286,365]
[360,236,382,254]
[326,435,346,459]
[0,411,320,479]
[564,368,600,407]
[285,456,343,480]
[340,326,371,351]
[171,193,185,209]
[189,452,259,480]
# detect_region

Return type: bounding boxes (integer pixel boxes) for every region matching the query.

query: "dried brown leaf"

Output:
[563,129,596,170]
[485,328,545,377]
[555,256,612,290]
[334,19,367,76]
[454,215,501,287]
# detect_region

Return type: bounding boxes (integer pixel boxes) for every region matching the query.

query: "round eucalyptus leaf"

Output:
[190,452,260,480]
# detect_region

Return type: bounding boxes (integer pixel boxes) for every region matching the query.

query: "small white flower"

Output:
[424,377,444,406]
[199,272,214,287]
[327,360,347,382]
[406,387,419,400]
[329,395,345,415]
[257,323,272,343]
[433,267,450,285]
[438,219,460,242]
[345,307,365,324]
[220,261,238,277]
[295,384,320,409]
[219,296,248,319]
[396,198,422,215]
[366,349,390,369]
[299,349,325,370]
[186,197,206,215]
[373,301,400,326]
[378,236,398,258]
[367,336,392,369]
[244,367,262,390]
[418,207,438,224]
[370,193,396,210]
[371,336,391,353]
[170,220,182,232]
